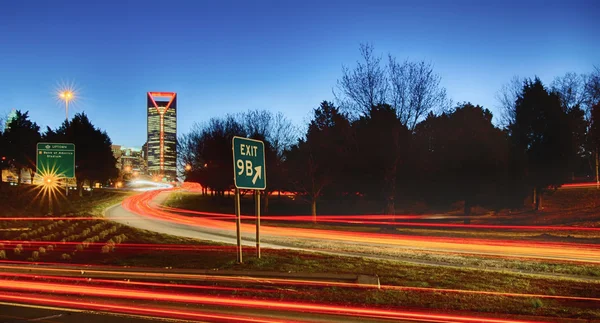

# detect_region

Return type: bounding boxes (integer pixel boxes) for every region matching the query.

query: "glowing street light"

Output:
[58,90,75,121]
[185,164,192,171]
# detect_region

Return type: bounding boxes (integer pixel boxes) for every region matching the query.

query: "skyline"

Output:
[1,0,598,147]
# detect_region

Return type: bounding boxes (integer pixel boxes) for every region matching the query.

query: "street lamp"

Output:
[59,90,74,121]
[185,164,192,171]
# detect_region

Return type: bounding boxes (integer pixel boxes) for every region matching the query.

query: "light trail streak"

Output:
[0,217,125,221]
[0,272,290,295]
[0,240,236,251]
[0,264,596,303]
[159,205,600,231]
[121,190,600,264]
[0,279,552,323]
[0,293,302,323]
[561,182,599,188]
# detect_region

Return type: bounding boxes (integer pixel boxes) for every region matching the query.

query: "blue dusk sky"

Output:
[1,0,598,147]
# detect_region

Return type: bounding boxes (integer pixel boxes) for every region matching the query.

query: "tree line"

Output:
[180,44,600,217]
[0,112,118,196]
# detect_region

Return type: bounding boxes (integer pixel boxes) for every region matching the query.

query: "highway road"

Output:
[2,189,598,322]
[105,189,600,264]
[0,263,586,323]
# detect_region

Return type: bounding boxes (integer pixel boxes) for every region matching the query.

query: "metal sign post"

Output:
[234,188,242,263]
[255,190,261,259]
[232,136,266,263]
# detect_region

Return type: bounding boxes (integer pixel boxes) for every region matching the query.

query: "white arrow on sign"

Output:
[252,166,262,184]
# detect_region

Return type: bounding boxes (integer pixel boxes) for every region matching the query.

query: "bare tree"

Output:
[586,66,600,108]
[496,76,523,128]
[238,110,297,211]
[270,112,298,159]
[388,56,449,130]
[334,43,388,117]
[238,110,297,157]
[551,72,587,111]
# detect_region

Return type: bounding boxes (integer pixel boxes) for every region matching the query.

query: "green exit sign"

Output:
[37,142,76,178]
[232,136,266,190]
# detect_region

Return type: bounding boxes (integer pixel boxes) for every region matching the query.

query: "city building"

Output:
[111,145,147,177]
[147,92,177,181]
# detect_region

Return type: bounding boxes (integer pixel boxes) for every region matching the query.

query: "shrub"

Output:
[75,244,84,252]
[13,244,23,255]
[0,250,6,259]
[47,245,54,251]
[31,251,39,260]
[61,253,71,260]
[101,245,111,253]
[38,247,46,254]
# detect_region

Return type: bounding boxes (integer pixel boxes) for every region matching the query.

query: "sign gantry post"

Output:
[232,136,266,263]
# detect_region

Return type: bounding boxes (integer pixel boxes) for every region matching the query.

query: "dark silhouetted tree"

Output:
[179,115,246,195]
[415,103,508,216]
[45,113,118,195]
[3,110,41,183]
[353,104,410,215]
[285,101,351,220]
[588,103,600,183]
[508,78,573,210]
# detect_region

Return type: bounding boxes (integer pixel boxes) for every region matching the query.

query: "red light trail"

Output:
[0,269,596,304]
[0,278,553,323]
[158,204,600,231]
[0,293,302,323]
[120,190,600,264]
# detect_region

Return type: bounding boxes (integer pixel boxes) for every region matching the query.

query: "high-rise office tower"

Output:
[147,92,177,181]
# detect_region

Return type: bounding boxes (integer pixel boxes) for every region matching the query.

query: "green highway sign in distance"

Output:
[37,142,76,178]
[232,136,266,190]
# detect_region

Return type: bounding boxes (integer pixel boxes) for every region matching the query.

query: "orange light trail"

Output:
[0,293,302,323]
[0,264,596,304]
[158,204,600,231]
[0,279,553,323]
[121,190,600,264]
[0,272,271,294]
[0,217,122,221]
[0,240,236,251]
